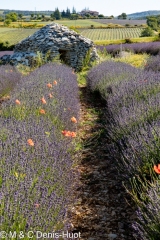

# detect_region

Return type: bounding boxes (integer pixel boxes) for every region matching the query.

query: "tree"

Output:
[70,14,78,20]
[66,8,71,18]
[98,14,104,18]
[118,13,127,19]
[141,27,154,37]
[18,13,23,20]
[41,14,45,20]
[121,13,127,19]
[50,13,56,20]
[147,17,158,31]
[61,10,66,18]
[6,12,18,22]
[4,19,12,26]
[72,6,76,14]
[54,8,61,20]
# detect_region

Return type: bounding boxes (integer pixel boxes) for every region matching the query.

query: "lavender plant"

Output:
[132,181,160,240]
[0,63,80,234]
[1,63,80,131]
[0,65,21,98]
[87,60,160,239]
[144,55,160,72]
[97,42,160,56]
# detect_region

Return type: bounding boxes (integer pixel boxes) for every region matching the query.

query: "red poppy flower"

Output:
[34,203,40,208]
[27,139,34,146]
[15,99,21,105]
[70,132,76,138]
[39,109,46,114]
[71,117,77,123]
[41,97,46,104]
[53,80,57,85]
[47,83,52,88]
[154,164,160,174]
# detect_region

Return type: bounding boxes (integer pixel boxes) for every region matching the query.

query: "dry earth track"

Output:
[68,86,138,240]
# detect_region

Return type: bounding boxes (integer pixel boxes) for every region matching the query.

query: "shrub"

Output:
[124,38,132,44]
[141,27,154,37]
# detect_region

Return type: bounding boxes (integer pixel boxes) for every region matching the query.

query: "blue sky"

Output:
[1,0,160,16]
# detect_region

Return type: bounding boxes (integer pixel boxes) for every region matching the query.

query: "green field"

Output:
[80,28,143,40]
[0,28,39,45]
[54,19,106,27]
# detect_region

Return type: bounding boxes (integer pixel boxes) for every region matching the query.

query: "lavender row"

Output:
[87,61,160,178]
[97,41,160,56]
[87,61,160,239]
[0,63,80,233]
[1,63,80,131]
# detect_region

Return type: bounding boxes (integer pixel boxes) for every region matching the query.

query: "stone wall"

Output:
[0,23,99,71]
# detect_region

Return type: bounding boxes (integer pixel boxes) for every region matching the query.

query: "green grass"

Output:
[55,19,106,27]
[0,28,39,45]
[95,36,156,45]
[114,53,149,68]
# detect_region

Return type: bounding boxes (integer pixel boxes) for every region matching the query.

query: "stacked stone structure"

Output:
[0,23,99,71]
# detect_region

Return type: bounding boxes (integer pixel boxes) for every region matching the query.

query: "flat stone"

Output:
[108,233,118,239]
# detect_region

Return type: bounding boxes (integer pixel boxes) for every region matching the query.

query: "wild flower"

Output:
[70,132,76,138]
[154,164,160,174]
[34,203,40,208]
[62,130,71,137]
[47,83,52,88]
[15,99,21,105]
[71,117,77,123]
[27,138,34,146]
[49,93,53,98]
[39,109,46,114]
[62,130,76,137]
[41,97,46,104]
[53,80,57,85]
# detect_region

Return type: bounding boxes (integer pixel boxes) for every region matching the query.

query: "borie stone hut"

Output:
[1,23,99,71]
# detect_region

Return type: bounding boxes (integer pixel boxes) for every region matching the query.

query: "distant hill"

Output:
[0,9,54,16]
[127,10,160,19]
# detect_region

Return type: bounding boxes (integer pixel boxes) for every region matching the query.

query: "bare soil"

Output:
[67,86,137,240]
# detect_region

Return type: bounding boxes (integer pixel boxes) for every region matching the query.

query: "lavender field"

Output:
[93,18,147,26]
[0,63,80,234]
[97,41,160,55]
[87,57,160,239]
[1,40,160,239]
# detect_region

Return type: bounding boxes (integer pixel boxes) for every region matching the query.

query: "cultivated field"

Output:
[93,18,147,26]
[55,19,107,27]
[0,19,107,28]
[0,28,38,45]
[80,28,143,40]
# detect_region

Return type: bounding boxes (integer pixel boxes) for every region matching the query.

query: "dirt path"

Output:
[68,86,137,240]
